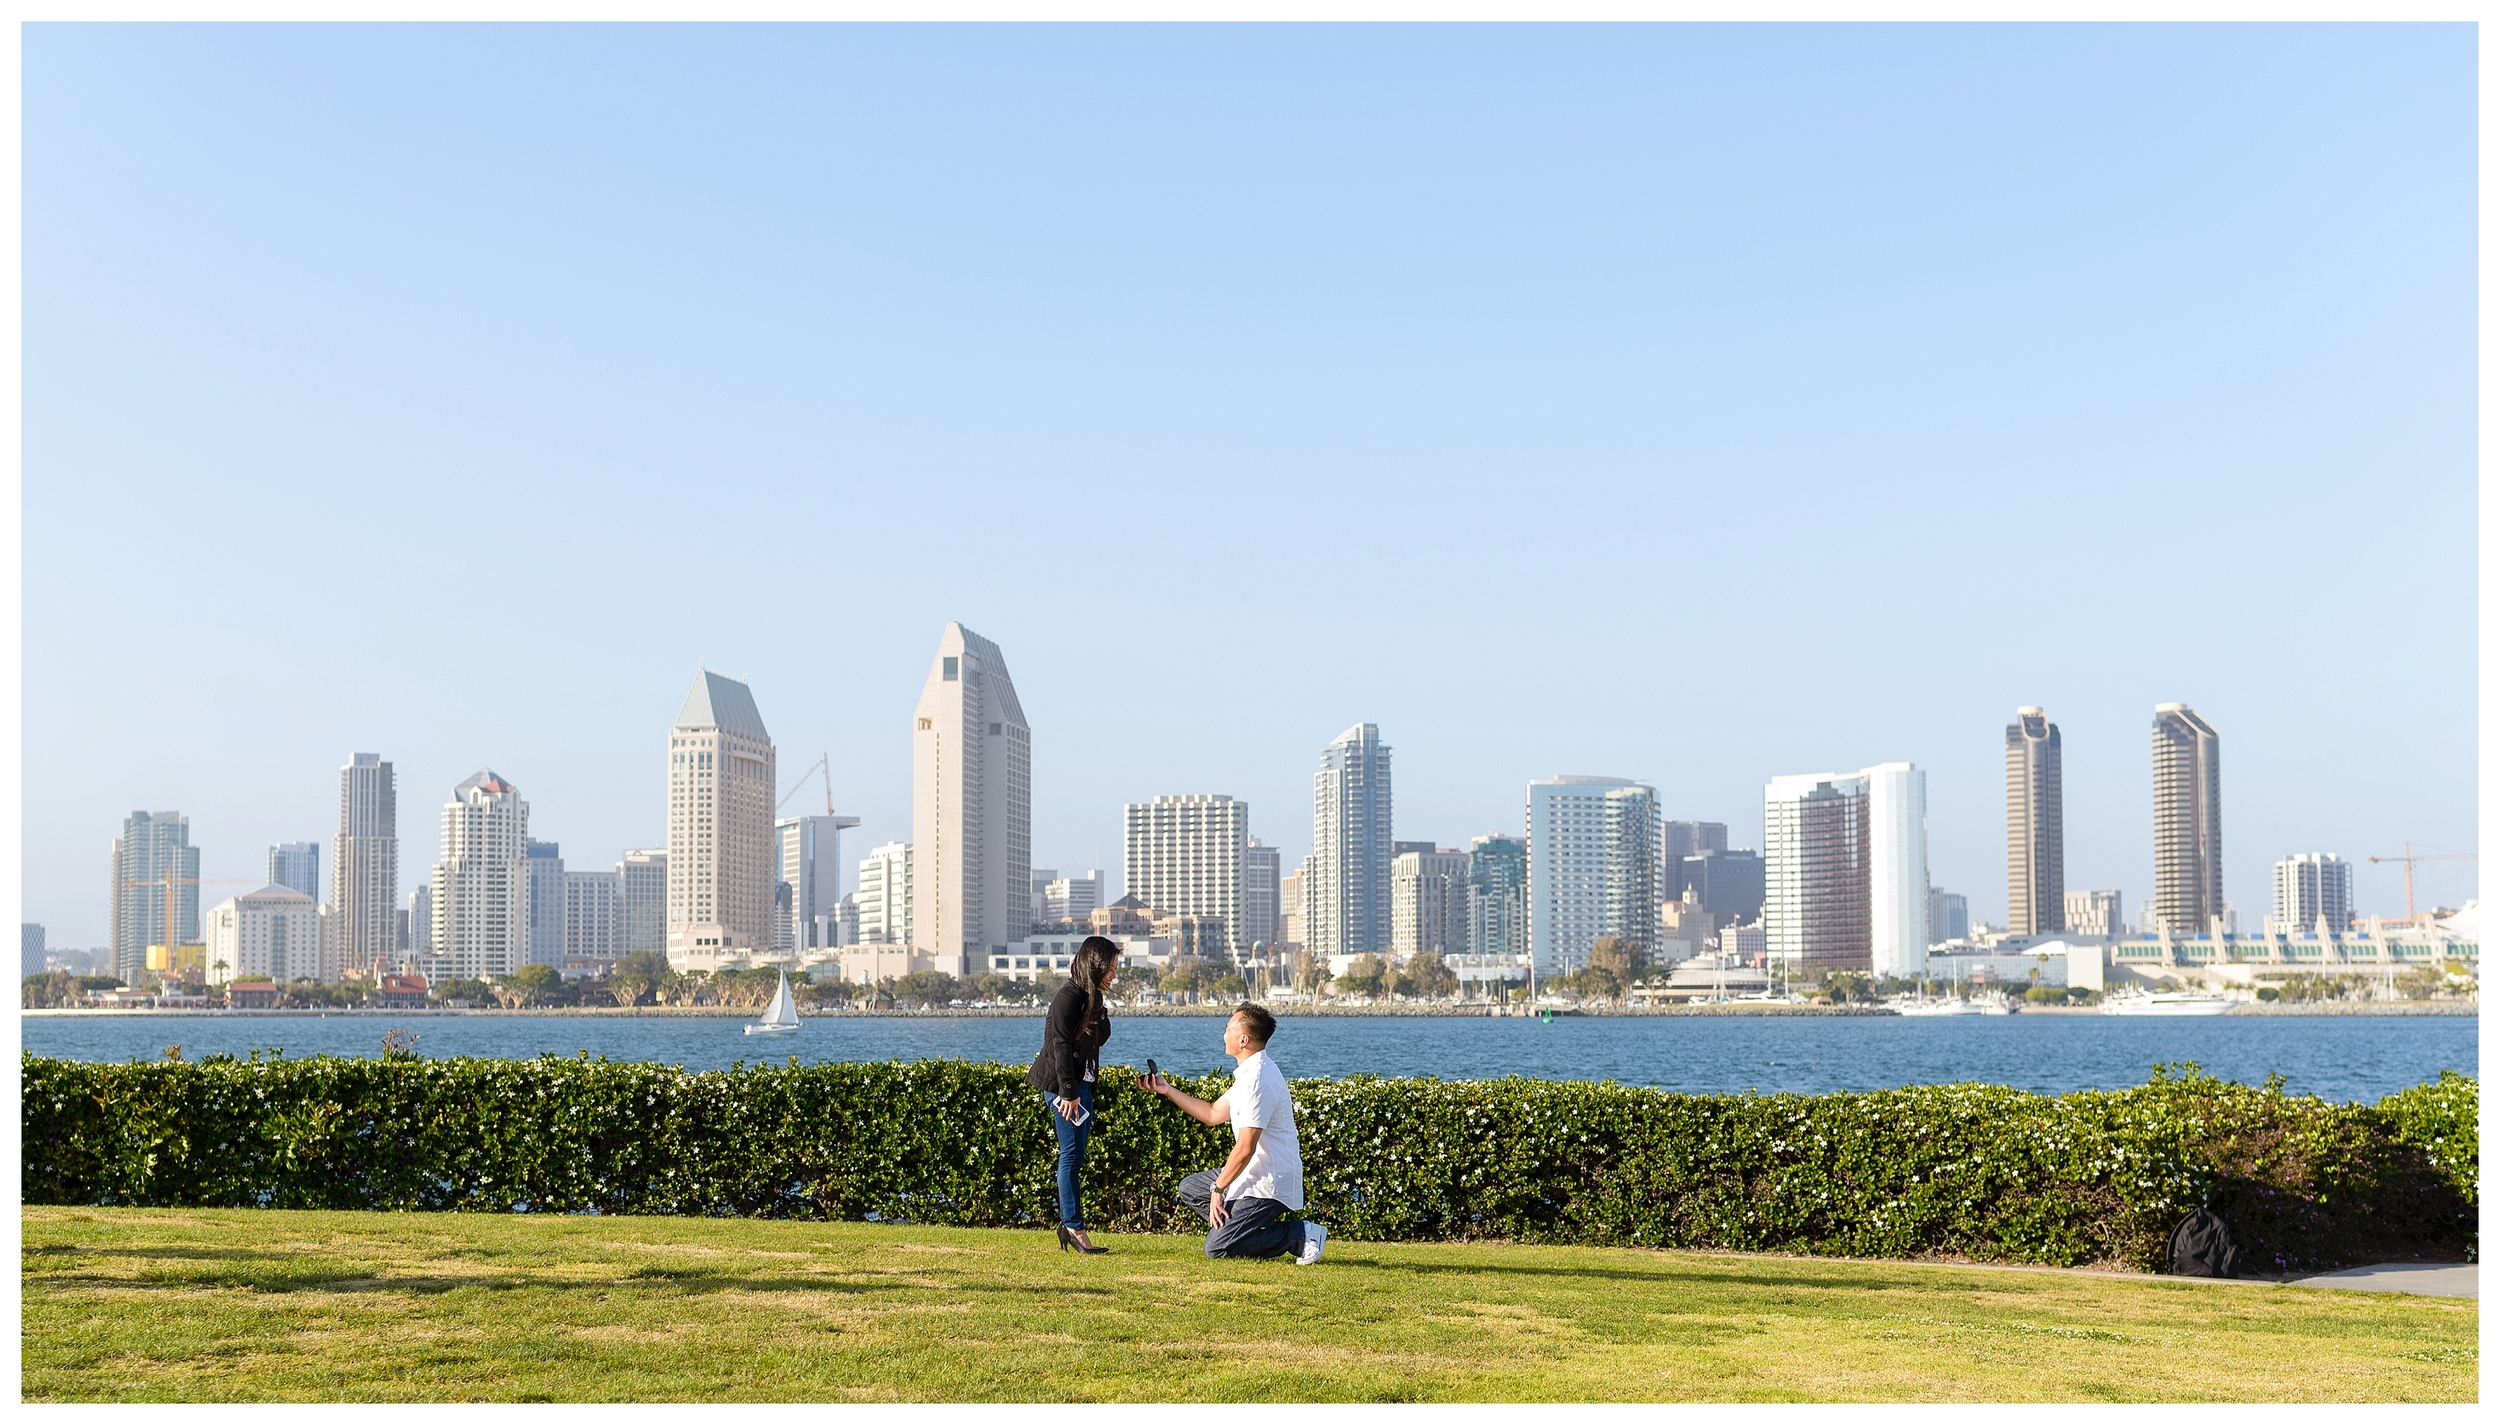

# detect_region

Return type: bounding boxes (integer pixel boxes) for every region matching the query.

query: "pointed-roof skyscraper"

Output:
[912,624,1031,974]
[2151,703,2222,934]
[666,669,778,967]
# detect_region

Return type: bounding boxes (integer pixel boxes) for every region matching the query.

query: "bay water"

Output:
[21,1010,2474,1103]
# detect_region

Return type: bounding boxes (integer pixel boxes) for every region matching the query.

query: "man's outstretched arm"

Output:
[1147,1071,1233,1127]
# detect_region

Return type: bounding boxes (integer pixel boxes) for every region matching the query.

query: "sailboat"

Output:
[744,970,803,1036]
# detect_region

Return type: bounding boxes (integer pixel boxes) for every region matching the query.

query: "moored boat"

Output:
[2099,990,2236,1016]
[1893,995,1985,1016]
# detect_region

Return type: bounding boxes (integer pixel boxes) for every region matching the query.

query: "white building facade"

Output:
[1123,794,1249,960]
[985,933,1174,982]
[2064,889,2123,938]
[1309,723,1393,957]
[205,884,321,985]
[1032,869,1103,926]
[667,671,778,968]
[1525,776,1660,979]
[912,624,1031,975]
[2273,853,2353,934]
[565,870,622,962]
[857,841,914,946]
[778,813,860,953]
[1763,763,1927,979]
[431,770,532,981]
[1390,846,1469,959]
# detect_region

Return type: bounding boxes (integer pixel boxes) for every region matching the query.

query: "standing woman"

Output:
[1029,935,1120,1253]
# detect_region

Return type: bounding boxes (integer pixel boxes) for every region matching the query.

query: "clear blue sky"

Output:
[24,22,2477,945]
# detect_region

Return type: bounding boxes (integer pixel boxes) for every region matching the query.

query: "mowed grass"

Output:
[21,1206,2477,1403]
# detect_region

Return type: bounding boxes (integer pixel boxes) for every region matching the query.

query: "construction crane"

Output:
[2364,843,2477,921]
[777,753,840,815]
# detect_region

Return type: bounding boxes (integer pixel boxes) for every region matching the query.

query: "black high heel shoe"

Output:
[1057,1226,1108,1255]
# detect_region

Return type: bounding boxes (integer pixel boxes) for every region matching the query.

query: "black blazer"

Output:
[1026,981,1109,1097]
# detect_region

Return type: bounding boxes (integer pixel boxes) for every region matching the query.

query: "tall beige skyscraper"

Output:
[2004,707,2064,935]
[2151,703,2222,933]
[666,670,778,967]
[912,624,1030,974]
[332,753,398,977]
[431,770,531,981]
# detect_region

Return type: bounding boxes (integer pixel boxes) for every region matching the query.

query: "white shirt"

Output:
[1220,1049,1303,1210]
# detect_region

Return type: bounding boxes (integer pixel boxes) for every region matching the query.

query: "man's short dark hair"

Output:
[1233,1002,1276,1047]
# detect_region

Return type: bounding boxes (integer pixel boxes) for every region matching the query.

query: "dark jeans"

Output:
[1176,1169,1308,1260]
[1045,1082,1095,1231]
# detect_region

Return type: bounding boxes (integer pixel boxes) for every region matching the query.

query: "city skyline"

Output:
[24,26,2475,943]
[42,675,2476,953]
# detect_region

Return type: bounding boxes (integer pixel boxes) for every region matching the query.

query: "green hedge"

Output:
[20,1054,2475,1273]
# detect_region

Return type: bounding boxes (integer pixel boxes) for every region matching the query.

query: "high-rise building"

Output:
[1928,888,1971,944]
[617,850,666,953]
[527,841,566,967]
[407,885,433,951]
[332,753,399,978]
[1719,922,1768,963]
[1243,840,1282,953]
[667,671,778,966]
[1124,794,1248,959]
[2064,889,2122,938]
[268,842,321,902]
[431,770,532,981]
[777,813,859,952]
[913,624,1031,975]
[2005,707,2065,935]
[1662,822,1728,902]
[110,811,199,982]
[857,842,914,945]
[1034,870,1102,926]
[1279,866,1306,949]
[1309,723,1393,957]
[1391,846,1469,958]
[204,885,321,985]
[2151,703,2223,933]
[1525,776,1661,978]
[564,870,622,961]
[1465,834,1529,960]
[2274,854,2352,933]
[22,923,45,978]
[1764,764,1927,978]
[1684,848,1765,924]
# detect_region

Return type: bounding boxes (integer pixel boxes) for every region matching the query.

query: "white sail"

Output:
[746,970,802,1034]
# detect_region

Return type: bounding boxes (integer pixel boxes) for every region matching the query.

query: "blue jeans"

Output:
[1045,1081,1096,1231]
[1177,1169,1306,1259]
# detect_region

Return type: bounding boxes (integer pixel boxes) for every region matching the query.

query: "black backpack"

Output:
[2167,1207,2243,1278]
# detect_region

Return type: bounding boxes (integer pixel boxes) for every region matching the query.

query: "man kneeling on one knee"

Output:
[1145,1002,1327,1266]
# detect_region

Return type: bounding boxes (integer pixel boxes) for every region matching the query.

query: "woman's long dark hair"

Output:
[1071,935,1121,1037]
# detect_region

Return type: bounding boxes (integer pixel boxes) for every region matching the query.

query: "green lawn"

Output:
[21,1206,2477,1402]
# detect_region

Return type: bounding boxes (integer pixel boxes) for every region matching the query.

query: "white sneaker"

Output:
[1295,1222,1328,1266]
